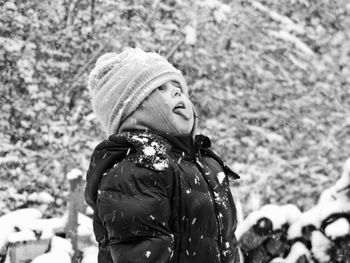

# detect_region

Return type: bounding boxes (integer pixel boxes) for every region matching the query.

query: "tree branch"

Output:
[67,30,120,92]
[166,37,185,60]
[250,0,305,34]
[90,0,95,25]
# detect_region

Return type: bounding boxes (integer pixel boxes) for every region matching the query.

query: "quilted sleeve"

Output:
[96,159,176,263]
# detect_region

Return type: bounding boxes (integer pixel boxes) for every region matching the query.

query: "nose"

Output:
[173,90,181,97]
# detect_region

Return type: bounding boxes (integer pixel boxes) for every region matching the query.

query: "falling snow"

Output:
[145,251,151,258]
[217,172,226,184]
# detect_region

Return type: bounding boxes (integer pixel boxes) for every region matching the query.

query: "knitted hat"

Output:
[88,48,188,136]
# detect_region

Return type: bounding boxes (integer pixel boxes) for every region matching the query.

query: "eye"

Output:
[172,81,181,89]
[158,85,166,91]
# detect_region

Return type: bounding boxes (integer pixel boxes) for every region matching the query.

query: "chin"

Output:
[173,118,192,133]
[177,125,194,135]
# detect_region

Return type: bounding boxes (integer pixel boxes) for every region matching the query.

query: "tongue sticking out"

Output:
[173,103,193,121]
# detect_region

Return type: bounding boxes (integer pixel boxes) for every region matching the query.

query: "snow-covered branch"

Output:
[269,30,315,57]
[250,0,305,34]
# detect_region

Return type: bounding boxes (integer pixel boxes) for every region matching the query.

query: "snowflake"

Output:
[153,162,168,171]
[143,146,156,156]
[217,172,226,184]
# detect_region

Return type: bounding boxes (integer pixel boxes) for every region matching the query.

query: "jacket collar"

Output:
[152,131,211,160]
[120,129,211,160]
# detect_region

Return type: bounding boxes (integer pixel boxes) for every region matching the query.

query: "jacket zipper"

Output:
[173,160,183,263]
[195,155,225,263]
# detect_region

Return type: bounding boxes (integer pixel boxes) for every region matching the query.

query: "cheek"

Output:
[185,98,195,115]
[159,90,174,103]
[186,106,194,119]
[159,93,175,108]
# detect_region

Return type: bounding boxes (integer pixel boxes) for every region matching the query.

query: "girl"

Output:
[85,48,240,263]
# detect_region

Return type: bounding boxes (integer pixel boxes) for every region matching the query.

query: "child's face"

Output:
[157,81,195,133]
[121,81,195,135]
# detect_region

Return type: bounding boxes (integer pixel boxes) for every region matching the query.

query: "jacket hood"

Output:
[85,135,133,208]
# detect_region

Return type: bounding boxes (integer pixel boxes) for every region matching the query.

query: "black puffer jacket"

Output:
[85,130,240,263]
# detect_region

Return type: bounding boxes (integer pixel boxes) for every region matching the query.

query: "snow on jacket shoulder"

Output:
[85,130,240,263]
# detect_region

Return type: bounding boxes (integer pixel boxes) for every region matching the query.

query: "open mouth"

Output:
[172,101,192,120]
[173,102,185,112]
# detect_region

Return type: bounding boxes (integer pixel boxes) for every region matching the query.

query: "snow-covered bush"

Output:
[0,209,96,263]
[237,157,350,263]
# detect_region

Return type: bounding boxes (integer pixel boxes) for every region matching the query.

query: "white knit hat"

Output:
[88,48,188,136]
